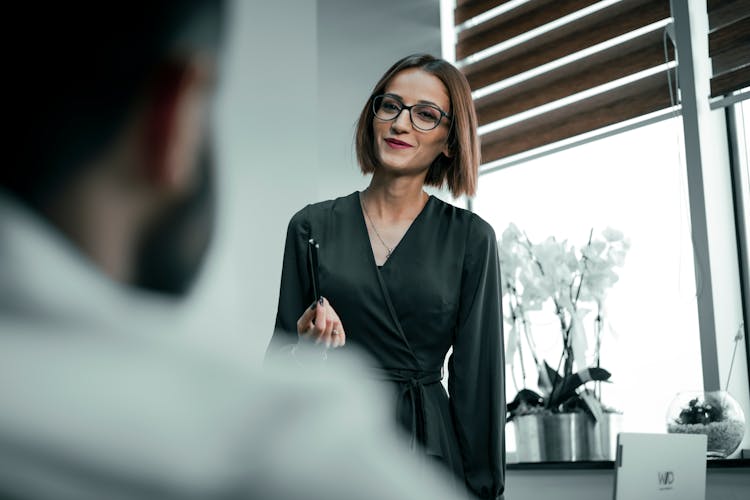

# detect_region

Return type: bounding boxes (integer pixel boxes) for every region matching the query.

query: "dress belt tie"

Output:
[371,367,443,451]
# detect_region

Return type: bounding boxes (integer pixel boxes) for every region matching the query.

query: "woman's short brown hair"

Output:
[355,54,480,198]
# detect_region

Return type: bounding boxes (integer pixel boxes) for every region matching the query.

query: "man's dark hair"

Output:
[6,1,225,211]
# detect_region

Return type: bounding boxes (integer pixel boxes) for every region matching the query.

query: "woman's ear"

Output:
[442,139,453,159]
[143,57,213,191]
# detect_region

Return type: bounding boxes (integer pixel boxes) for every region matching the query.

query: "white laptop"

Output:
[613,432,707,500]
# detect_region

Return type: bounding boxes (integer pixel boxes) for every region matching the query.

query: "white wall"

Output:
[316,0,442,201]
[183,0,441,364]
[184,0,320,363]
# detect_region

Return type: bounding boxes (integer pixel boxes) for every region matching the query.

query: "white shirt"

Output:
[0,192,466,500]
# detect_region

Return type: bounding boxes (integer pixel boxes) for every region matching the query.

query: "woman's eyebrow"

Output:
[384,93,442,108]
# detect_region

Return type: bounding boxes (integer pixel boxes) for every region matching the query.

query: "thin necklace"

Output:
[360,192,394,260]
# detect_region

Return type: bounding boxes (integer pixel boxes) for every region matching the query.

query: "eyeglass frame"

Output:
[371,93,453,131]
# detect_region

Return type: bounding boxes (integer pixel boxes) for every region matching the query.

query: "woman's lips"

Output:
[385,138,413,149]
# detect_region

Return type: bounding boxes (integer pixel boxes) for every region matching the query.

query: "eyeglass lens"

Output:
[373,95,443,131]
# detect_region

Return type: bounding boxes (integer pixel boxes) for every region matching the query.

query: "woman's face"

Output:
[373,68,451,175]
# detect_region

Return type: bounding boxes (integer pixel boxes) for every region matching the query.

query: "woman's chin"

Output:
[376,157,429,176]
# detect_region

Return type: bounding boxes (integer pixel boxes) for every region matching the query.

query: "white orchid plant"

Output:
[499,224,630,422]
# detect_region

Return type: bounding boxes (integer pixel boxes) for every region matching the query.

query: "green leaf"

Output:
[507,388,544,420]
[579,391,604,422]
[548,367,611,409]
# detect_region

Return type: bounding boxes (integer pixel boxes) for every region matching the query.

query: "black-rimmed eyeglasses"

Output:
[372,94,452,131]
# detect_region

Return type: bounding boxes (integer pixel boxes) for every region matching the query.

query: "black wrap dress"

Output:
[267,192,505,500]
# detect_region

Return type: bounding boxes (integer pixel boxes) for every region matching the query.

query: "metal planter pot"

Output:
[588,412,622,461]
[513,412,622,462]
[542,412,591,461]
[512,414,546,462]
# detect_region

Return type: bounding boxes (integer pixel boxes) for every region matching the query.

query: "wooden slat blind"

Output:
[455,0,509,26]
[708,0,750,97]
[474,29,675,127]
[480,72,672,160]
[456,0,599,61]
[455,0,674,165]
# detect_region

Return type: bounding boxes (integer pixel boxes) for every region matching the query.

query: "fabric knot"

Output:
[370,368,442,451]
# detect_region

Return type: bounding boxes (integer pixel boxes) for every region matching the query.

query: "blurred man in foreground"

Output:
[0,2,466,499]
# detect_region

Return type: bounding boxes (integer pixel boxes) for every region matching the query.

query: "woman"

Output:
[266,54,505,500]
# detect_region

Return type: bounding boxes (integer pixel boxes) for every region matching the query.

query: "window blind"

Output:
[707,0,750,98]
[454,0,675,165]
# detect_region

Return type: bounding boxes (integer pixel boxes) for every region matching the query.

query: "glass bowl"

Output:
[666,390,746,458]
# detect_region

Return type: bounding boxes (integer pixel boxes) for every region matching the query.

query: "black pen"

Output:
[308,238,321,303]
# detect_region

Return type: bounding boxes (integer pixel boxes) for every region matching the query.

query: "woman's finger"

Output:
[300,297,348,348]
[312,298,328,342]
[296,300,318,335]
[322,299,345,348]
[322,316,336,348]
[329,312,346,348]
[331,329,345,348]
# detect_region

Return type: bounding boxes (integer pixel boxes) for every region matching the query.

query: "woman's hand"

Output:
[296,297,346,349]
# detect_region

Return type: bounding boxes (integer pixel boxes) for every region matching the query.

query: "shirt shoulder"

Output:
[429,196,497,242]
[288,192,359,229]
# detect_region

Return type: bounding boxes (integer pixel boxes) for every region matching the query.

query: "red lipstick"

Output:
[385,138,413,149]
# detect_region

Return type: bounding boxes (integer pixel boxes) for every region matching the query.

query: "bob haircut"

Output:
[355,54,480,198]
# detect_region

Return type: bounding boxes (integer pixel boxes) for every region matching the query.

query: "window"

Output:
[442,0,750,462]
[732,97,749,275]
[729,96,750,392]
[472,116,705,455]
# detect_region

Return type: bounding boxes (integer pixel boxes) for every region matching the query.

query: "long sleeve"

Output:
[265,207,313,360]
[448,215,505,500]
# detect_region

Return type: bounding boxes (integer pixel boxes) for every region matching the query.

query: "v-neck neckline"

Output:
[355,190,433,271]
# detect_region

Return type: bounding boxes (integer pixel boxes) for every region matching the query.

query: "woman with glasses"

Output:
[266,54,505,500]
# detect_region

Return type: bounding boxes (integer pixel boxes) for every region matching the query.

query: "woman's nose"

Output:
[390,107,412,132]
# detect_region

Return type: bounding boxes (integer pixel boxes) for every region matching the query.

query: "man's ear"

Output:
[143,58,212,191]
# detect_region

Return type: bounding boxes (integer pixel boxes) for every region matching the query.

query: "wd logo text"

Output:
[658,471,674,490]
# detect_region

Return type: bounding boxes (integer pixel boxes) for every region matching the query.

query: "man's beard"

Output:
[132,147,216,296]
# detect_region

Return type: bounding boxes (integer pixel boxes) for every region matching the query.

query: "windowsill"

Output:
[507,461,615,470]
[507,458,750,470]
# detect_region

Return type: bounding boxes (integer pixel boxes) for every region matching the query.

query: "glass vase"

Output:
[666,390,746,458]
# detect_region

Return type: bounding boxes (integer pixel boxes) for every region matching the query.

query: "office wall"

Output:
[182,0,320,361]
[316,0,442,201]
[184,0,441,364]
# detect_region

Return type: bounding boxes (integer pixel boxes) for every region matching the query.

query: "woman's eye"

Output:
[417,109,439,121]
